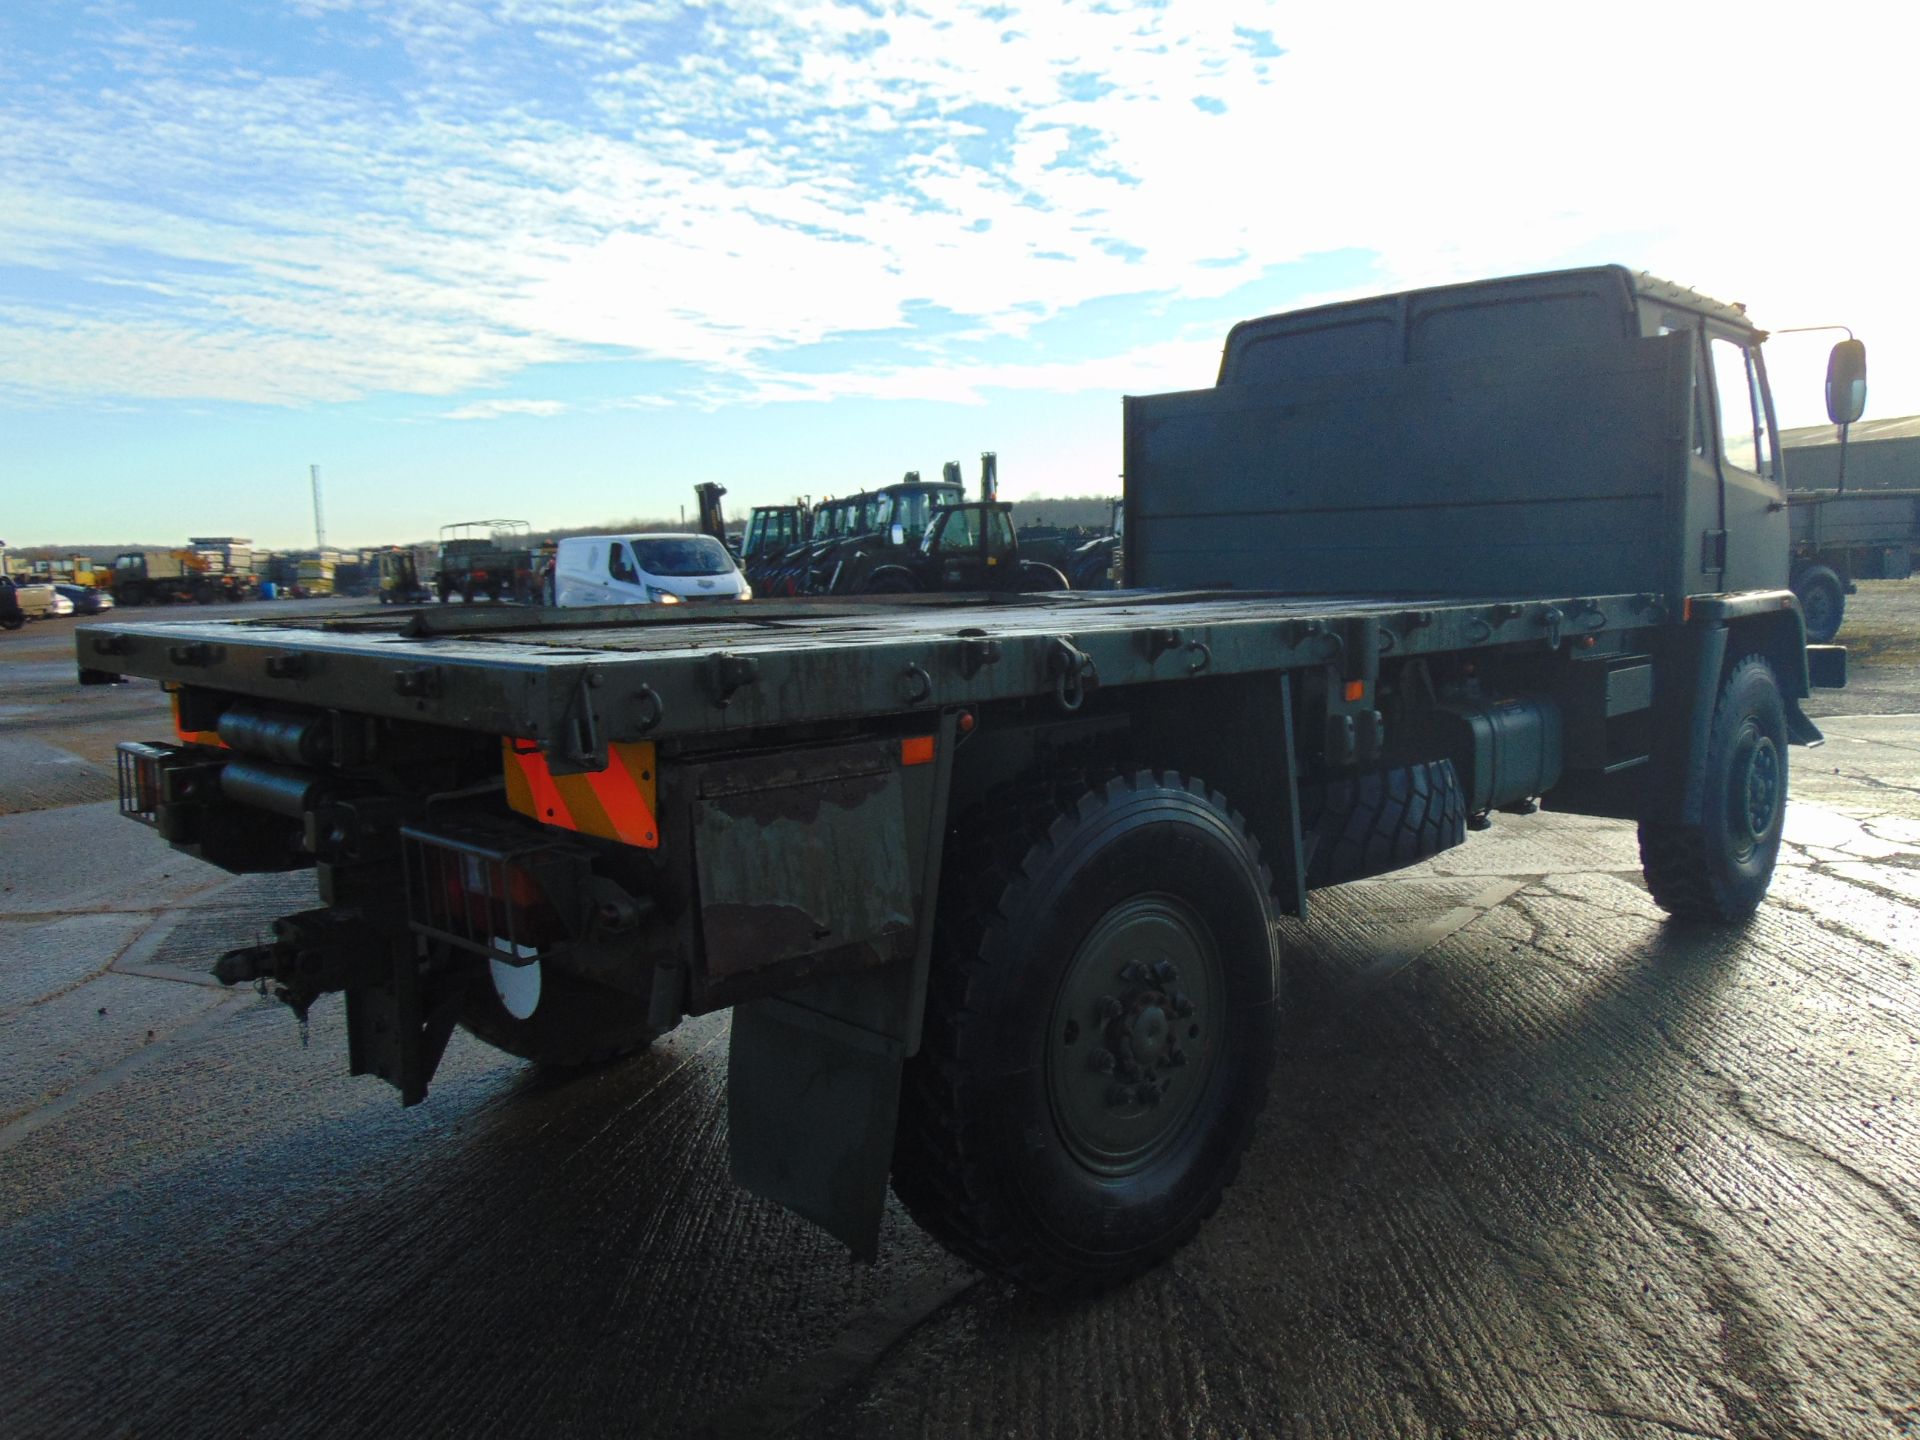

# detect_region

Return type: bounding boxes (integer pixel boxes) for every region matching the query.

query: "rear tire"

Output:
[1304,759,1467,888]
[457,964,658,1069]
[893,770,1279,1295]
[1639,654,1787,923]
[1792,565,1845,644]
[859,571,919,594]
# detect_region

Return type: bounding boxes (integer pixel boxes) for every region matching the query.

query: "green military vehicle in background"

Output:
[81,265,1852,1294]
[435,519,536,603]
[1778,415,1920,641]
[110,541,256,606]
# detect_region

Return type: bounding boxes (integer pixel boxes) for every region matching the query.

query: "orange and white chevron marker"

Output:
[502,738,659,848]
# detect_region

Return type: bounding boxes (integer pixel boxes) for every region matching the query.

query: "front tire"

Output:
[1639,654,1788,923]
[893,770,1279,1295]
[457,963,659,1069]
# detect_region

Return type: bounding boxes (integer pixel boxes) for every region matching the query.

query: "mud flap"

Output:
[727,995,904,1260]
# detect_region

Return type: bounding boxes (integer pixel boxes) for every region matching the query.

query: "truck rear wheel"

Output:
[893,770,1279,1295]
[457,962,658,1069]
[1791,565,1845,644]
[1638,654,1787,923]
[1303,759,1466,888]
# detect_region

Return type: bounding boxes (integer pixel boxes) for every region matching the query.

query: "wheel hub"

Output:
[1046,898,1220,1175]
[1742,736,1780,839]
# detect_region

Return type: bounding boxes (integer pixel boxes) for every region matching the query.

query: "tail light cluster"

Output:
[400,819,587,964]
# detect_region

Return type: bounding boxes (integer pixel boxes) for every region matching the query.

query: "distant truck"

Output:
[436,520,536,603]
[295,558,336,597]
[1780,416,1920,641]
[110,547,254,606]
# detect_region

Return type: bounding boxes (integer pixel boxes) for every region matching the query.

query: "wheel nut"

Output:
[1095,995,1122,1021]
[1168,1046,1187,1067]
[1105,1084,1134,1108]
[1171,989,1193,1017]
[1088,1049,1116,1075]
[1118,1058,1141,1082]
[1152,960,1178,983]
[1118,962,1148,983]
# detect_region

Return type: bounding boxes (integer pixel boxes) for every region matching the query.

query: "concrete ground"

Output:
[1,596,1917,1440]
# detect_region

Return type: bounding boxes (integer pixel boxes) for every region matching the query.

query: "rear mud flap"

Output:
[728,997,903,1260]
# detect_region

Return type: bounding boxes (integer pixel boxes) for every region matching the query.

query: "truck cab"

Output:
[1204,266,1828,601]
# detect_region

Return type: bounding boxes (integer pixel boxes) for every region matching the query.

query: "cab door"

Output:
[928,507,987,588]
[1706,327,1790,592]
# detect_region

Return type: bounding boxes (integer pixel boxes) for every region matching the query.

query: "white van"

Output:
[551,533,751,607]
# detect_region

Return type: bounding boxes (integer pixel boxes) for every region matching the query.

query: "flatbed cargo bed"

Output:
[80,587,1677,753]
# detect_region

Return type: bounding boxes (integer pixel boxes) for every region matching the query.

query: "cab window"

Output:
[987,510,1014,552]
[935,509,978,551]
[1710,336,1776,478]
[608,543,637,582]
[1657,318,1709,457]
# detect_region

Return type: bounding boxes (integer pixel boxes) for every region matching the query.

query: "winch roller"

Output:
[216,706,333,766]
[219,759,330,817]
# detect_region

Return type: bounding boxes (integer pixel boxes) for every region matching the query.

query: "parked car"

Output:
[55,583,113,614]
[551,534,751,607]
[10,583,70,620]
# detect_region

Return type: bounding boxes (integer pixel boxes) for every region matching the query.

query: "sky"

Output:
[2,0,1915,549]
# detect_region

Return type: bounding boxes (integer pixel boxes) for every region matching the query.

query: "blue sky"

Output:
[2,0,1911,547]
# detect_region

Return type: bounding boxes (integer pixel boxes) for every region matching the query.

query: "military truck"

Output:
[1779,416,1920,641]
[110,546,254,606]
[435,520,536,603]
[80,266,1852,1295]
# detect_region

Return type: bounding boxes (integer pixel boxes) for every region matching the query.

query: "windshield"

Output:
[629,536,734,577]
[893,486,959,536]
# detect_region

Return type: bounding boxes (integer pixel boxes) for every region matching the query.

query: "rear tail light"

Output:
[400,821,586,963]
[117,742,168,825]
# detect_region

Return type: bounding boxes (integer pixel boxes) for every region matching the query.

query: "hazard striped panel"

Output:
[503,739,659,849]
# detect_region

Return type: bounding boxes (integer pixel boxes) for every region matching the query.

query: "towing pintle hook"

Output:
[1086,958,1193,1108]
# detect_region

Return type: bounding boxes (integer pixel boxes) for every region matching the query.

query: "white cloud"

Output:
[1,0,1916,426]
[442,397,570,419]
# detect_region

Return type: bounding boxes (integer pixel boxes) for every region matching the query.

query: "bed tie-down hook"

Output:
[1047,637,1098,713]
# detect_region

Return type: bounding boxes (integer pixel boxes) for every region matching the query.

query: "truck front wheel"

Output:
[1638,654,1788,923]
[456,961,658,1069]
[893,770,1279,1295]
[1791,565,1846,644]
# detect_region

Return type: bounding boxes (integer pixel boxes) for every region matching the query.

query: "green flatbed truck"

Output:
[1777,417,1920,642]
[78,266,1854,1293]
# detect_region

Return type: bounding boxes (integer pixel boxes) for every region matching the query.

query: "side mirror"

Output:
[1826,339,1868,425]
[889,523,905,547]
